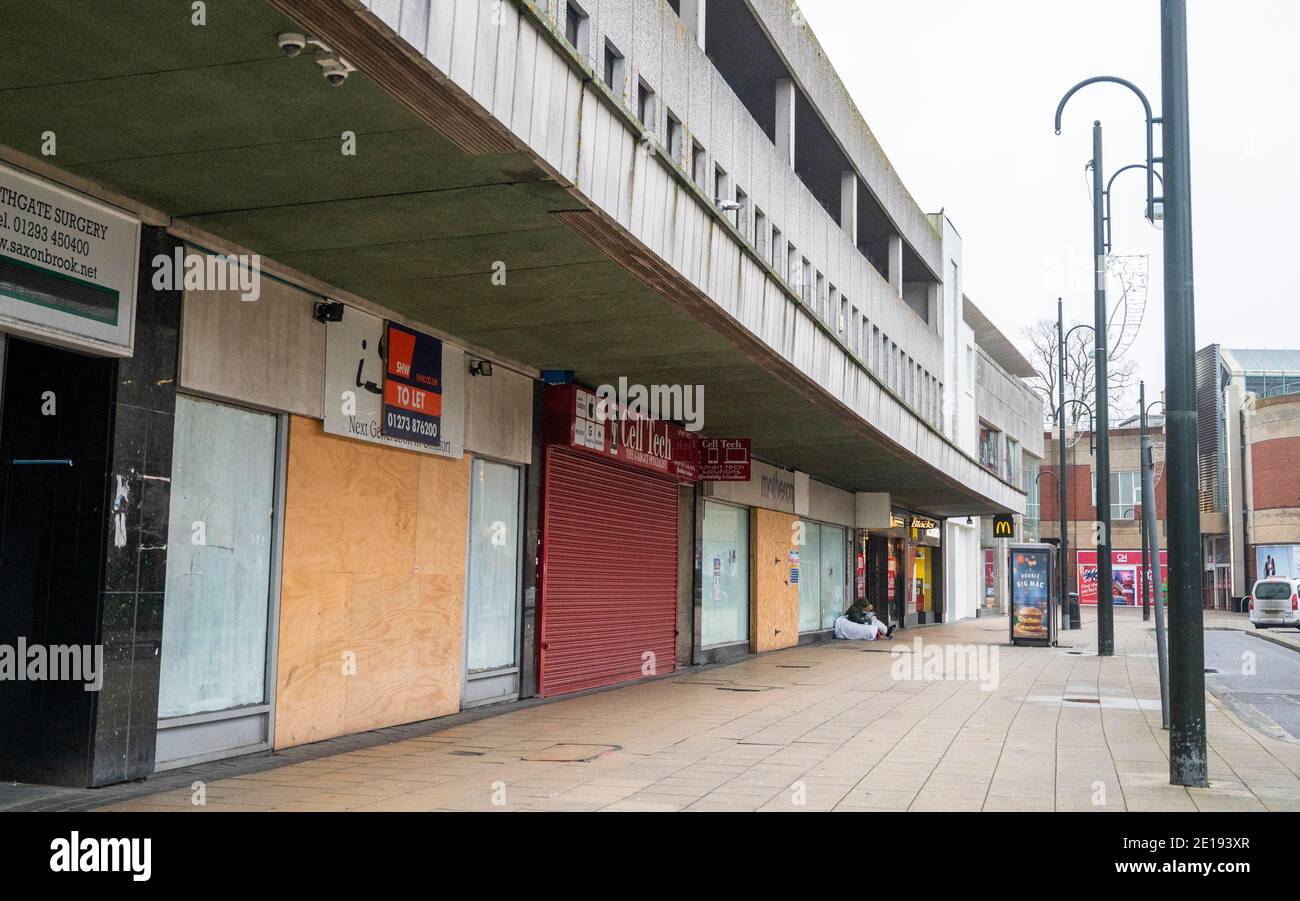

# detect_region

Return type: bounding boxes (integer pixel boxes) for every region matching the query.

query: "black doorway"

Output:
[0,336,115,785]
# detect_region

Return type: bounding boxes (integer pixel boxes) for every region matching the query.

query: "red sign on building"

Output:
[1077,549,1169,606]
[543,384,699,481]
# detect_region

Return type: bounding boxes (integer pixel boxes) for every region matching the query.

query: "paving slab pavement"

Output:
[47,609,1300,812]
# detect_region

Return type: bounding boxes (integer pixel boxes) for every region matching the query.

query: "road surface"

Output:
[1205,630,1300,740]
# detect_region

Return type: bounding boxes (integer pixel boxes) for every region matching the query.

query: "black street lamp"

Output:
[1052,9,1209,786]
[1139,381,1170,729]
[1054,301,1097,633]
[1033,466,1073,632]
[1160,0,1208,789]
[1137,390,1167,623]
[1045,393,1096,633]
[1105,163,1165,254]
[1055,76,1160,658]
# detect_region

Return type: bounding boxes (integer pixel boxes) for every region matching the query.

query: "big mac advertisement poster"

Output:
[381,321,444,446]
[1011,549,1050,641]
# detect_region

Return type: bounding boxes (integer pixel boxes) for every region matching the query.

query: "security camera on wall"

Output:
[317,55,354,87]
[277,32,307,57]
[277,32,355,86]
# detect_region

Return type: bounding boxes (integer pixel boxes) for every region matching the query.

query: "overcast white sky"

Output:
[799,0,1300,411]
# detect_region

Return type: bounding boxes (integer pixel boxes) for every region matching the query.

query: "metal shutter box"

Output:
[539,447,678,696]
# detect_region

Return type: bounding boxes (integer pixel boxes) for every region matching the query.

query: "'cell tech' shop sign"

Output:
[0,162,140,356]
[545,384,699,481]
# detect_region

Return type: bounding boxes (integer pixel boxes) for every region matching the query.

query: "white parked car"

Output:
[1247,577,1300,629]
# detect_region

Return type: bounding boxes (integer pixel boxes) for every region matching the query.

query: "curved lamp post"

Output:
[1105,164,1166,254]
[1055,75,1162,221]
[1052,1,1207,788]
[1055,75,1159,658]
[1054,301,1097,632]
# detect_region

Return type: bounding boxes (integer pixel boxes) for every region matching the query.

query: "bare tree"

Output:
[1022,318,1136,427]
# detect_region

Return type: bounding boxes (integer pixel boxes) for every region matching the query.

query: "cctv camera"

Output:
[318,56,352,87]
[278,32,307,57]
[313,301,345,323]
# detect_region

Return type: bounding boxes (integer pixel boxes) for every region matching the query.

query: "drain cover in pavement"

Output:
[449,750,487,757]
[1030,695,1161,710]
[680,678,778,690]
[522,743,621,762]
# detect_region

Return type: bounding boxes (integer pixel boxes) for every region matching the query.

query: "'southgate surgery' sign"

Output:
[382,321,444,446]
[0,162,140,356]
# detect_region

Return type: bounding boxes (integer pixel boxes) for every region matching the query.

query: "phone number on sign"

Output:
[385,410,439,439]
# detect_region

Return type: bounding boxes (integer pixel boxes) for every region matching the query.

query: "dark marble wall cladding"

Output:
[519,380,544,700]
[89,226,181,787]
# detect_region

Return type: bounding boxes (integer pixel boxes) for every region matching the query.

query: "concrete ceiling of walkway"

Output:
[0,0,1018,516]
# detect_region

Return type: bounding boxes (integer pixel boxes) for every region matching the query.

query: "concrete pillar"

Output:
[839,171,858,243]
[775,78,796,167]
[888,234,904,296]
[680,0,706,50]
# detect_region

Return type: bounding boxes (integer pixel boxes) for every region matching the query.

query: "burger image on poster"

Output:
[1017,605,1046,636]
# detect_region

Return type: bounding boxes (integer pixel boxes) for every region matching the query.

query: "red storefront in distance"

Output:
[1077,549,1169,606]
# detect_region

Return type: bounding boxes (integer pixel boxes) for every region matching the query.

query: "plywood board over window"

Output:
[274,416,469,749]
[750,508,800,653]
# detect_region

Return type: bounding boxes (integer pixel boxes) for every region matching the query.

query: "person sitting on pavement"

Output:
[834,603,897,641]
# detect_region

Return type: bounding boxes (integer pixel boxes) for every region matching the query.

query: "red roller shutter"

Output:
[539,446,678,696]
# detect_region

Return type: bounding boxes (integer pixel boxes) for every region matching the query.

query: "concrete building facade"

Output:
[1237,394,1300,603]
[1197,346,1300,606]
[962,299,1044,616]
[0,0,1028,786]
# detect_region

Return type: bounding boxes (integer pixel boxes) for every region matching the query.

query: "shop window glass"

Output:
[158,396,276,719]
[819,525,846,629]
[466,459,521,673]
[702,501,749,646]
[798,522,822,632]
[914,546,933,614]
[798,522,847,631]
